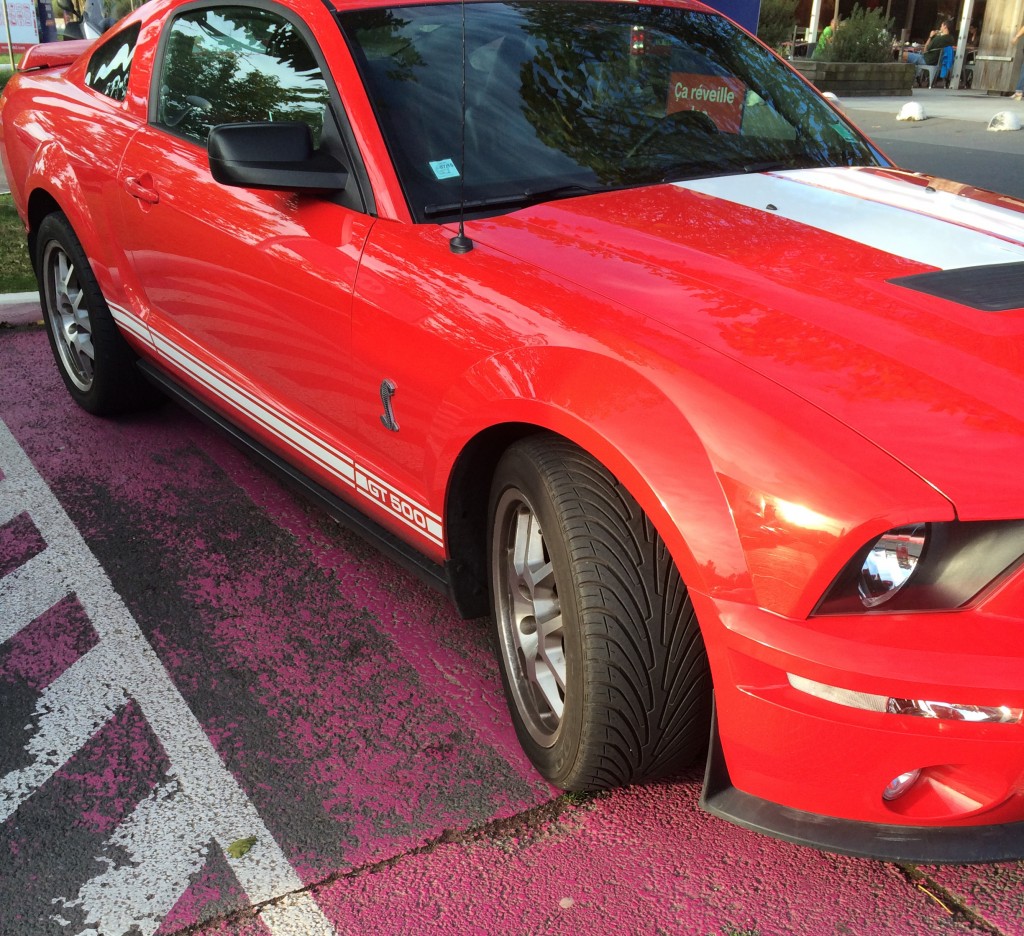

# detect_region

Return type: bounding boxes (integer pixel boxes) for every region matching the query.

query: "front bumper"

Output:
[695,587,1024,863]
[701,712,1024,863]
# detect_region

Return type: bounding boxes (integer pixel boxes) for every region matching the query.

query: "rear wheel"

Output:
[488,435,712,790]
[36,212,158,414]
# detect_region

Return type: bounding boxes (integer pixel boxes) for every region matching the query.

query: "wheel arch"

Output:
[26,188,66,271]
[437,337,952,624]
[438,347,754,621]
[443,422,542,618]
[22,141,108,278]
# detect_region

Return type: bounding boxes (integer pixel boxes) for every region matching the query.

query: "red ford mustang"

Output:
[4,0,1024,863]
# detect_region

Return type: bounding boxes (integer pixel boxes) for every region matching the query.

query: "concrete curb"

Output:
[0,292,42,327]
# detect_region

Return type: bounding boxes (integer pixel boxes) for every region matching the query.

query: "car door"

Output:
[116,2,376,491]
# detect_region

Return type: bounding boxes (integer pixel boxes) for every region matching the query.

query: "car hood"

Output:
[471,166,1024,519]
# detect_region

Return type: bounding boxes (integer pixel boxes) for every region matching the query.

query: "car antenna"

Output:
[449,0,474,254]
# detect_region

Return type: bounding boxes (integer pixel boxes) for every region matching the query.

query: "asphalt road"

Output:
[846,109,1024,201]
[883,138,1023,201]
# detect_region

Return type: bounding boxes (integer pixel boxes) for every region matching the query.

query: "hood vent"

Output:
[888,261,1024,312]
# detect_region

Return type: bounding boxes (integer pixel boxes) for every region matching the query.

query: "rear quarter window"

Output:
[85,23,141,101]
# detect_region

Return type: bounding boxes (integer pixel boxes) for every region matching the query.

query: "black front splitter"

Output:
[700,709,1024,865]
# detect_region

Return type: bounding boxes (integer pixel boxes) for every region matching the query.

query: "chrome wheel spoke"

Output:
[533,607,565,718]
[498,496,567,743]
[71,328,96,373]
[45,244,94,391]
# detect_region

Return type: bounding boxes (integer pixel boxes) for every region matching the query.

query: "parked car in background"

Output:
[4,0,1024,863]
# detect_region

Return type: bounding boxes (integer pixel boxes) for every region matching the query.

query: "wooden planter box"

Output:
[790,60,915,96]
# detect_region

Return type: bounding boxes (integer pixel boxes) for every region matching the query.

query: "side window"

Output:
[155,6,331,147]
[85,23,141,102]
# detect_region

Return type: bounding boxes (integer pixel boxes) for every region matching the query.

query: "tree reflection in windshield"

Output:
[339,1,879,222]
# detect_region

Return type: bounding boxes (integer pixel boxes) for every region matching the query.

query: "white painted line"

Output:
[0,478,27,525]
[55,773,222,934]
[0,550,73,645]
[59,772,345,933]
[0,419,337,936]
[262,893,345,935]
[0,641,129,824]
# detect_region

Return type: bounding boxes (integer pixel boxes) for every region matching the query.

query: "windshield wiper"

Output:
[424,183,601,218]
[658,160,735,184]
[659,155,819,181]
[741,155,821,174]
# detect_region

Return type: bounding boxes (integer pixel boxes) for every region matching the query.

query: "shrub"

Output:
[818,5,896,63]
[757,0,799,53]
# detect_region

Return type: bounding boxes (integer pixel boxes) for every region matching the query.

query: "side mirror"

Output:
[208,122,349,193]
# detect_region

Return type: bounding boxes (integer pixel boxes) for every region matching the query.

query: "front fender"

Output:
[432,335,953,620]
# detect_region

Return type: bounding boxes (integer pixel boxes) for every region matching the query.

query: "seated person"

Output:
[907,18,955,68]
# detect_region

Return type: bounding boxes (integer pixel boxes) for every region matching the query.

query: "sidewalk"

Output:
[837,85,1024,123]
[839,87,1024,149]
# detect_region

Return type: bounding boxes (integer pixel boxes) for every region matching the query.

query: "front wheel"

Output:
[488,435,712,791]
[36,212,158,415]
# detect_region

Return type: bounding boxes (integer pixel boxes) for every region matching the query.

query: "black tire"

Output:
[488,434,712,791]
[36,212,159,415]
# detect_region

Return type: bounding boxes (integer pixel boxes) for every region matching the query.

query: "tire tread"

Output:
[37,213,160,415]
[517,435,712,790]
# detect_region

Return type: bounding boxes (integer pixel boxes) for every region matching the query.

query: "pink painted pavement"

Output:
[201,779,1006,935]
[2,324,1024,935]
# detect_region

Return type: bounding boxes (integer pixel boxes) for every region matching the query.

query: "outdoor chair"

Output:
[916,45,956,88]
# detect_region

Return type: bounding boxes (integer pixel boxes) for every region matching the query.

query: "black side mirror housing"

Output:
[208,122,349,193]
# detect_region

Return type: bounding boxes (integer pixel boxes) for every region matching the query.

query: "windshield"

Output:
[339,1,881,222]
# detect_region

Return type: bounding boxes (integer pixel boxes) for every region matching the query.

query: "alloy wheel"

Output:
[493,489,567,747]
[43,242,95,392]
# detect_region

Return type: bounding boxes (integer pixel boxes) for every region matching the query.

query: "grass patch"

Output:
[0,66,16,97]
[0,194,37,293]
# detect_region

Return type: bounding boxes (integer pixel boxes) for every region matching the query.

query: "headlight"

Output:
[858,524,926,608]
[814,520,1024,615]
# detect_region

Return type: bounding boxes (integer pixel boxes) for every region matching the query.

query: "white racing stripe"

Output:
[798,166,1024,246]
[110,304,445,549]
[674,168,1024,271]
[0,419,338,936]
[150,330,360,486]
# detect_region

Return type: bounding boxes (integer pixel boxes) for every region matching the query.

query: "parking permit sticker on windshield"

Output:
[430,159,460,180]
[831,122,858,143]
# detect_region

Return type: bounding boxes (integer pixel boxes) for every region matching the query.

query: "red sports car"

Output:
[4,0,1024,863]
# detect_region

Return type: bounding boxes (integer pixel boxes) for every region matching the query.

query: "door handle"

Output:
[123,175,160,204]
